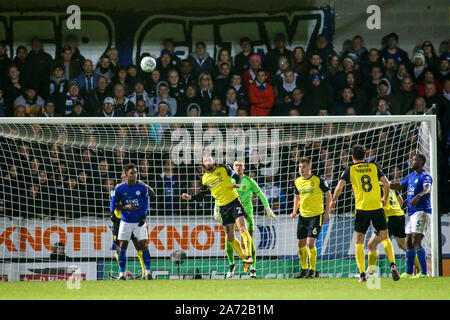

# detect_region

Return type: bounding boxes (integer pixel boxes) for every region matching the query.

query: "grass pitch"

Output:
[1,277,449,300]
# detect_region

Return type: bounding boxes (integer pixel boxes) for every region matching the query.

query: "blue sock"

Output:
[142,247,151,271]
[406,248,416,274]
[416,247,427,275]
[118,247,127,273]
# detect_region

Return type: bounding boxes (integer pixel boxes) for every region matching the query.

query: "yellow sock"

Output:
[381,239,395,264]
[355,244,365,274]
[308,247,317,271]
[137,250,145,274]
[368,250,378,267]
[229,238,246,260]
[298,246,308,270]
[115,252,119,263]
[414,255,421,273]
[241,231,252,258]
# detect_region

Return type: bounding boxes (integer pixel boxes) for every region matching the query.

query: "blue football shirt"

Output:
[110,180,149,223]
[401,169,432,216]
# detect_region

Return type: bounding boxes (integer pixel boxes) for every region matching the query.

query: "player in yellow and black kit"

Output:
[331,145,400,282]
[182,155,254,273]
[109,170,155,279]
[367,185,421,274]
[290,157,331,279]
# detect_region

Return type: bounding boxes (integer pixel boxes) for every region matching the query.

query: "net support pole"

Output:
[429,116,440,277]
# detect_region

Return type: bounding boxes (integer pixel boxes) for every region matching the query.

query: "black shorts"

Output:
[374,215,406,238]
[112,220,137,245]
[297,214,322,240]
[355,208,387,234]
[220,198,247,225]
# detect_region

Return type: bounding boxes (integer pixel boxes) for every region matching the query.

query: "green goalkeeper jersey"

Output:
[231,175,270,216]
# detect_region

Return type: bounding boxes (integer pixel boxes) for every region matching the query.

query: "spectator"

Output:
[44,64,68,101]
[158,38,182,70]
[304,72,333,115]
[70,100,87,117]
[179,59,196,87]
[0,89,4,117]
[436,57,450,83]
[149,81,177,116]
[381,32,409,65]
[99,97,117,117]
[390,62,410,92]
[112,83,135,116]
[230,73,249,109]
[0,42,12,86]
[346,71,367,112]
[234,37,254,74]
[290,46,308,76]
[223,87,244,117]
[248,69,275,116]
[126,64,139,86]
[188,41,214,77]
[128,79,152,110]
[73,59,100,93]
[421,40,440,71]
[156,49,174,81]
[327,54,342,78]
[14,104,26,117]
[53,46,82,81]
[13,86,45,117]
[95,55,113,82]
[331,87,361,115]
[167,69,185,100]
[38,100,58,117]
[133,99,149,117]
[178,83,201,116]
[308,53,328,81]
[110,66,133,96]
[383,57,397,82]
[24,37,53,91]
[369,77,401,114]
[50,242,71,261]
[412,51,427,83]
[264,33,292,75]
[406,96,428,115]
[105,48,121,75]
[149,102,171,143]
[274,69,300,113]
[145,69,161,97]
[243,54,271,89]
[86,76,109,115]
[64,35,85,65]
[417,70,443,97]
[236,108,248,116]
[423,82,440,109]
[12,46,28,75]
[214,62,232,100]
[196,73,215,114]
[214,48,233,77]
[332,54,358,92]
[375,97,392,115]
[342,35,367,65]
[60,80,84,116]
[4,65,24,115]
[155,159,181,215]
[273,55,291,80]
[360,48,383,82]
[260,175,287,209]
[397,77,418,114]
[364,65,383,105]
[205,98,226,117]
[187,102,201,117]
[282,87,313,116]
[309,34,337,63]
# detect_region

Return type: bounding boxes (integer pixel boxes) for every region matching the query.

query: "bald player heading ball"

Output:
[182,155,254,272]
[331,145,400,282]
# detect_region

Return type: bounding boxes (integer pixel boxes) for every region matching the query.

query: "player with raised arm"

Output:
[290,157,331,279]
[366,184,421,275]
[391,154,432,279]
[109,169,155,279]
[216,159,278,279]
[110,163,152,280]
[331,145,399,282]
[182,155,254,273]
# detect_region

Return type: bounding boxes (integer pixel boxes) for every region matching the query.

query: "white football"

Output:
[140,56,157,72]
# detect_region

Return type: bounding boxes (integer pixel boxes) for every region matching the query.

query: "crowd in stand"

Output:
[0,32,449,219]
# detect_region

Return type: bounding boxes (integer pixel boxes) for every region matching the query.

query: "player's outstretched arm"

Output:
[331,179,346,212]
[182,184,208,201]
[252,179,277,220]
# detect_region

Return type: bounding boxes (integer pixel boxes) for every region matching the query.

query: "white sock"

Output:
[145,270,151,276]
[119,272,125,277]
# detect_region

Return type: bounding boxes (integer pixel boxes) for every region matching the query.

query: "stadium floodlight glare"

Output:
[0,116,439,281]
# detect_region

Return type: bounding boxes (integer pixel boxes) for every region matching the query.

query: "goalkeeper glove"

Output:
[265,207,278,220]
[110,212,120,224]
[138,215,147,227]
[213,206,223,223]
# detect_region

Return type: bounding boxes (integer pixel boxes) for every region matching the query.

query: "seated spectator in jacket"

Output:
[64,34,85,65]
[331,87,361,115]
[111,66,133,96]
[167,69,185,100]
[248,69,275,116]
[234,37,254,74]
[38,100,57,117]
[264,33,292,76]
[369,77,401,114]
[149,81,177,116]
[205,98,227,117]
[375,97,392,115]
[133,99,149,117]
[178,84,201,116]
[179,59,196,87]
[342,35,368,65]
[274,69,300,113]
[13,86,45,117]
[187,102,201,117]
[156,49,174,81]
[12,46,27,76]
[332,54,358,92]
[4,65,24,115]
[308,53,329,82]
[14,104,26,117]
[105,48,121,75]
[196,73,215,114]
[412,51,427,83]
[158,38,182,70]
[0,41,12,85]
[423,82,440,109]
[436,57,450,83]
[95,55,113,83]
[86,76,109,115]
[364,65,383,105]
[346,71,367,111]
[304,72,333,115]
[308,34,337,64]
[381,32,410,65]
[214,62,232,100]
[291,46,309,76]
[360,48,383,83]
[417,70,443,96]
[70,100,87,117]
[214,48,233,78]
[223,87,244,116]
[128,79,152,109]
[397,76,418,114]
[273,56,291,83]
[188,41,214,78]
[50,242,71,261]
[243,54,271,89]
[149,102,171,144]
[230,73,249,109]
[53,46,82,81]
[99,97,118,117]
[112,83,135,116]
[282,87,313,116]
[406,97,428,115]
[73,59,100,94]
[24,37,53,91]
[44,64,68,101]
[390,62,410,92]
[59,80,84,116]
[421,41,440,72]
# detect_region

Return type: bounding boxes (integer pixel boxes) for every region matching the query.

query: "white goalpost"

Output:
[0,115,440,281]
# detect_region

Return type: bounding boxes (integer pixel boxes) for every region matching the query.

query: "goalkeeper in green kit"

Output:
[214,160,278,279]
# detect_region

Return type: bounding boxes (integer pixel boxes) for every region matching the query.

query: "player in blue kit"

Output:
[391,154,432,278]
[110,163,152,280]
